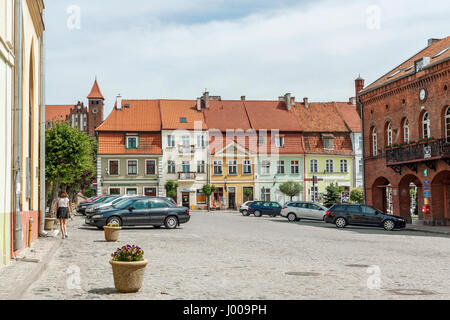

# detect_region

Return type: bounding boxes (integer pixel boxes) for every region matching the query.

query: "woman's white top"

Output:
[58,197,70,208]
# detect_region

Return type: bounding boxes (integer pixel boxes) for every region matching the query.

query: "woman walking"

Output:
[56,192,71,239]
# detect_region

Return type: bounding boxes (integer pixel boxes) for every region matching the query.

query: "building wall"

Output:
[351,132,363,188]
[0,0,14,264]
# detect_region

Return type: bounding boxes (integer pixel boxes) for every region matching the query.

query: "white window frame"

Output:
[197,160,205,173]
[182,135,191,146]
[197,135,205,148]
[387,122,393,146]
[325,159,334,173]
[126,135,139,149]
[213,160,223,175]
[403,119,410,143]
[145,159,156,176]
[127,159,138,176]
[310,185,319,202]
[167,135,175,147]
[291,160,300,174]
[126,187,138,195]
[323,138,334,150]
[310,159,318,173]
[243,160,252,175]
[182,160,191,173]
[275,136,284,148]
[143,186,157,196]
[108,187,121,195]
[228,160,237,175]
[167,160,176,174]
[108,159,120,176]
[340,159,348,173]
[422,112,431,139]
[277,160,285,174]
[372,127,378,156]
[262,160,271,175]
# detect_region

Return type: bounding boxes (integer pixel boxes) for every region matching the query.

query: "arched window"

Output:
[403,119,410,143]
[422,112,430,139]
[445,107,450,142]
[372,127,378,156]
[386,122,393,146]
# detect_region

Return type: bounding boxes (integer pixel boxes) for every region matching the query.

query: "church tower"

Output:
[87,79,105,137]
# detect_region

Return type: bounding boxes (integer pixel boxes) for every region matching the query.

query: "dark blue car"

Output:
[247,201,282,217]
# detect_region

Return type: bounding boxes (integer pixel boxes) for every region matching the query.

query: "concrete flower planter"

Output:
[104,226,122,242]
[44,218,56,231]
[110,259,148,293]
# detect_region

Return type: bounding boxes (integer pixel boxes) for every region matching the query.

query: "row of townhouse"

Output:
[96,85,362,210]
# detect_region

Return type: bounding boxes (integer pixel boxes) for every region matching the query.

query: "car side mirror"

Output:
[128,207,135,211]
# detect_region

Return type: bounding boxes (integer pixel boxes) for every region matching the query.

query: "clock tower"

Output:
[87,79,105,137]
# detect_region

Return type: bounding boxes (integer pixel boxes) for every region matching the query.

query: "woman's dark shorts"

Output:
[57,207,69,219]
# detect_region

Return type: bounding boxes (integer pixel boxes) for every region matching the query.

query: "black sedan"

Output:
[85,196,190,229]
[324,204,407,231]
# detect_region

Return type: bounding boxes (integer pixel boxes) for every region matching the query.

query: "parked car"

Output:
[85,195,127,214]
[77,195,109,215]
[324,204,407,231]
[80,195,102,205]
[247,201,282,217]
[240,201,254,216]
[85,196,191,229]
[281,202,328,222]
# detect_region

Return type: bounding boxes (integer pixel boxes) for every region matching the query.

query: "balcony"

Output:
[386,138,450,173]
[178,145,195,154]
[178,172,197,181]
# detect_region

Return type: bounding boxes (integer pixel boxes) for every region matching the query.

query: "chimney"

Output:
[355,76,365,100]
[203,91,210,109]
[349,97,356,105]
[428,38,441,46]
[196,98,202,111]
[303,97,309,108]
[241,96,246,101]
[116,94,122,110]
[284,93,292,110]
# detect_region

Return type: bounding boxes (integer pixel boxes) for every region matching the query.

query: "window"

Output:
[228,160,237,175]
[182,135,190,146]
[325,159,334,173]
[127,160,138,175]
[182,161,190,173]
[126,135,138,149]
[133,200,150,209]
[258,134,265,145]
[340,159,348,173]
[310,159,318,173]
[275,136,284,148]
[145,160,156,175]
[197,135,205,147]
[213,161,222,175]
[196,190,207,204]
[109,160,119,175]
[445,107,450,142]
[167,135,175,147]
[109,188,121,195]
[261,188,271,201]
[372,127,378,156]
[362,206,377,215]
[324,138,333,150]
[126,188,138,195]
[150,199,169,209]
[310,186,319,202]
[422,112,431,139]
[262,160,271,175]
[197,161,205,173]
[243,160,252,174]
[180,117,187,123]
[291,161,300,174]
[144,187,157,196]
[403,119,410,143]
[386,122,393,146]
[168,160,176,174]
[277,161,285,174]
[359,159,363,173]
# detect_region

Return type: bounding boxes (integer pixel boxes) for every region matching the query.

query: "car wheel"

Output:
[287,213,297,222]
[323,215,327,222]
[335,217,347,229]
[164,216,178,229]
[106,216,122,227]
[254,210,262,217]
[242,210,249,216]
[383,220,395,231]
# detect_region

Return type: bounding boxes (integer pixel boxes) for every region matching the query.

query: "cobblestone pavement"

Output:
[22,211,450,300]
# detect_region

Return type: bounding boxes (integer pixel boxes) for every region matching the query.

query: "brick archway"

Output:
[372,177,392,213]
[398,174,423,223]
[431,170,450,225]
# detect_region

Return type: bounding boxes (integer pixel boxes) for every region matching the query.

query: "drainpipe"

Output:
[358,97,366,204]
[13,0,23,251]
[39,12,47,236]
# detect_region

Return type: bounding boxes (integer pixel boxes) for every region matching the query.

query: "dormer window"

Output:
[126,134,139,149]
[275,136,285,148]
[322,134,334,150]
[180,117,187,123]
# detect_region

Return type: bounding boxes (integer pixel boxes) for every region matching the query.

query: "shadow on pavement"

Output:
[88,288,118,295]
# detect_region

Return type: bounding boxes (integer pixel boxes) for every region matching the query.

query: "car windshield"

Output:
[94,196,109,203]
[113,199,136,209]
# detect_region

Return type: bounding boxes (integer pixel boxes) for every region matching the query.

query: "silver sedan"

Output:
[281,202,328,222]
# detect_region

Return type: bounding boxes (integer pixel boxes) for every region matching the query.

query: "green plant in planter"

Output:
[111,245,144,262]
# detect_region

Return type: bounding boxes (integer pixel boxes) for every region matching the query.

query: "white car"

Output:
[239,201,254,216]
[85,195,138,214]
[281,202,328,222]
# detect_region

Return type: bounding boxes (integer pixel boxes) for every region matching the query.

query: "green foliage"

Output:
[350,187,364,204]
[323,183,342,208]
[243,187,253,199]
[164,180,178,193]
[111,245,144,262]
[202,184,217,197]
[279,182,303,201]
[167,189,177,199]
[83,187,95,198]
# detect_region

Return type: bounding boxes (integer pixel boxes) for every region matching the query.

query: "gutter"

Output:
[13,0,23,251]
[357,95,366,204]
[39,11,47,236]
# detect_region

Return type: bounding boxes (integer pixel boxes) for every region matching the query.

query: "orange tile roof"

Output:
[244,100,302,132]
[45,105,73,123]
[98,132,162,155]
[96,100,161,132]
[87,80,104,100]
[362,37,450,93]
[335,102,361,132]
[159,100,207,130]
[203,100,252,131]
[293,102,349,132]
[304,133,353,155]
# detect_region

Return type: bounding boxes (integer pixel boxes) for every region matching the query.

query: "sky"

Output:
[44,0,450,117]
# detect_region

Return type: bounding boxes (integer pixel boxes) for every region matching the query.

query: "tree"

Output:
[45,122,96,216]
[350,187,364,204]
[243,187,253,202]
[323,183,341,208]
[165,180,178,202]
[202,184,217,211]
[279,182,303,201]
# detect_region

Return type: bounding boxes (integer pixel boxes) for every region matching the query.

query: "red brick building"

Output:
[359,37,450,225]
